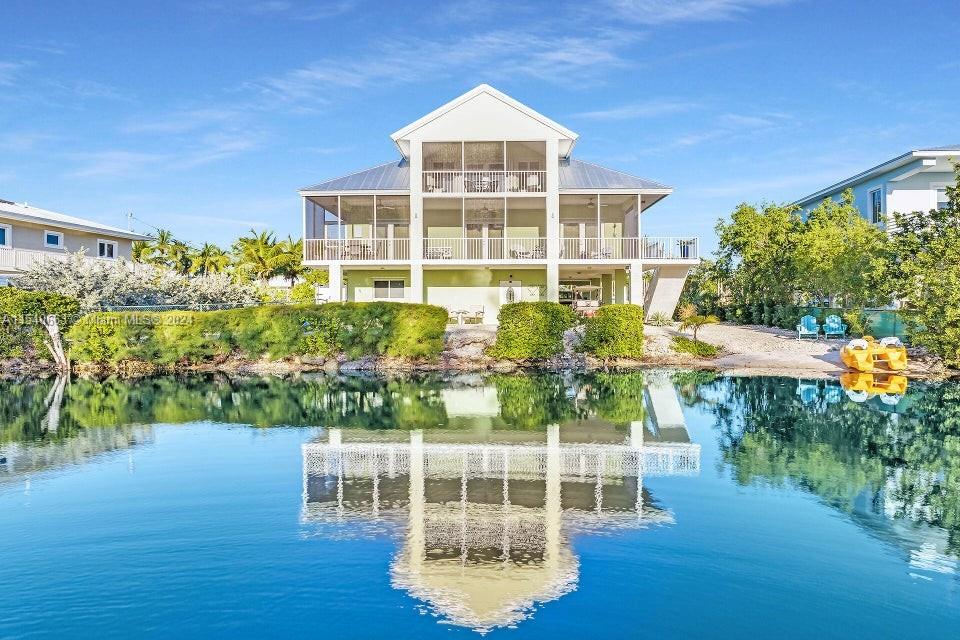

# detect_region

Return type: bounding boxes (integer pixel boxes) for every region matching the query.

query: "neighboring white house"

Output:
[299,84,698,323]
[0,198,149,284]
[793,145,958,225]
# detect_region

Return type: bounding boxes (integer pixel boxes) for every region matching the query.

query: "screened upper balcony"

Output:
[422,141,546,194]
[304,195,411,261]
[423,197,547,260]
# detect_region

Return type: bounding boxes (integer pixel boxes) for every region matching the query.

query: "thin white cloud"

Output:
[194,0,356,20]
[574,99,701,120]
[249,27,641,106]
[605,0,793,24]
[67,151,169,179]
[0,61,29,86]
[122,108,241,134]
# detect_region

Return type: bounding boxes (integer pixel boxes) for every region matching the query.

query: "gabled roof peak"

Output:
[390,84,578,158]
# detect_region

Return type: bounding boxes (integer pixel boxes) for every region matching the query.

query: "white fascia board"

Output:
[559,188,673,195]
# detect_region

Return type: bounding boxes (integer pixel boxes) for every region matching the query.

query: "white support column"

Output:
[410,263,424,304]
[545,139,560,261]
[409,140,425,303]
[547,261,559,303]
[328,262,343,302]
[628,260,644,307]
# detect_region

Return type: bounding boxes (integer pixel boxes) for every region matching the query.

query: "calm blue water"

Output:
[1,372,958,638]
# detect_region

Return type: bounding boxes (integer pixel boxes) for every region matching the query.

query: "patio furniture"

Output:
[526,173,541,191]
[796,380,820,405]
[505,174,520,191]
[529,246,546,259]
[797,315,820,340]
[465,305,484,324]
[510,245,531,259]
[425,246,453,260]
[823,314,848,338]
[446,308,463,325]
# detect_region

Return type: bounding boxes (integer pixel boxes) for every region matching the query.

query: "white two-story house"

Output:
[793,145,958,225]
[300,85,697,323]
[0,198,148,284]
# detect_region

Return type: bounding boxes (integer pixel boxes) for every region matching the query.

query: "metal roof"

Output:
[559,159,671,190]
[0,200,149,240]
[300,160,409,192]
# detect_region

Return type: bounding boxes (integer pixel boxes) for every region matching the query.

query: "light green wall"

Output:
[425,268,546,323]
[345,269,411,302]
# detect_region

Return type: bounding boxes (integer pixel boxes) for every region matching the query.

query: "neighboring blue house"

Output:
[793,146,958,225]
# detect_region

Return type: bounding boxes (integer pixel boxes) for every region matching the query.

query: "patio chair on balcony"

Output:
[510,244,532,259]
[425,246,454,260]
[529,245,546,259]
[526,173,542,192]
[504,173,520,192]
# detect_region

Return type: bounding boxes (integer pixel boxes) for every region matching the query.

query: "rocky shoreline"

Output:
[2,323,955,380]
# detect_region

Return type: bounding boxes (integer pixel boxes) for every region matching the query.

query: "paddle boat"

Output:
[839,336,908,373]
[839,372,908,404]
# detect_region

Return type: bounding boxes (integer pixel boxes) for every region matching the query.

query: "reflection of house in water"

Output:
[302,378,700,633]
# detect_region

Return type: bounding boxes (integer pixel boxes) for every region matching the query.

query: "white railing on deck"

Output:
[304,239,410,261]
[423,237,546,261]
[559,237,698,261]
[422,170,547,194]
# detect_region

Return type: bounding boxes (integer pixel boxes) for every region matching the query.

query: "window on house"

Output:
[98,239,118,259]
[0,224,10,248]
[869,189,883,224]
[937,188,949,210]
[44,230,64,248]
[373,280,405,300]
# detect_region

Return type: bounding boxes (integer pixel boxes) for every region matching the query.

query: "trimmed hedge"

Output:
[66,302,448,365]
[0,287,81,358]
[488,302,575,360]
[580,304,645,358]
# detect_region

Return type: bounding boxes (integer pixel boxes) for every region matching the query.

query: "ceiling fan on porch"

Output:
[585,198,609,208]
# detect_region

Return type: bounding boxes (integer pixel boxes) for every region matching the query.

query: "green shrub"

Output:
[580,304,645,359]
[290,282,317,304]
[842,308,872,337]
[66,302,448,364]
[671,335,720,357]
[488,302,575,360]
[0,288,81,359]
[646,311,672,326]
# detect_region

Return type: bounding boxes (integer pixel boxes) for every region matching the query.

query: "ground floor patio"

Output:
[315,263,691,324]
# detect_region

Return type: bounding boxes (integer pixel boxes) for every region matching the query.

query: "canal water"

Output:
[1,371,957,638]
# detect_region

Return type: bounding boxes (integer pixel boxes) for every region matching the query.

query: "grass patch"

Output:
[671,335,720,358]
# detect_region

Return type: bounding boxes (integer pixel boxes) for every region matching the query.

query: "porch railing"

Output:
[422,170,547,194]
[559,237,699,261]
[304,239,410,261]
[423,237,546,261]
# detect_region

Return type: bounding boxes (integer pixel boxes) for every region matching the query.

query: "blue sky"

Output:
[2,0,957,253]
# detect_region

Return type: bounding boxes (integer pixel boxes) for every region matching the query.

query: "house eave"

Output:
[0,210,149,240]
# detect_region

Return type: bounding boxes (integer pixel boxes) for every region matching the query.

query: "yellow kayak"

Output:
[840,336,908,373]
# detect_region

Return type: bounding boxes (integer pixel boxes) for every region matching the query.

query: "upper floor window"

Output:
[0,223,10,248]
[98,239,118,259]
[44,230,64,248]
[937,188,949,211]
[869,189,883,224]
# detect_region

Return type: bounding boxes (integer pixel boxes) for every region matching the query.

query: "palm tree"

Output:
[189,243,231,276]
[276,236,306,286]
[233,230,286,283]
[679,314,720,342]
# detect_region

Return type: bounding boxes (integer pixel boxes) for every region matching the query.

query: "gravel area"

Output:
[646,323,847,377]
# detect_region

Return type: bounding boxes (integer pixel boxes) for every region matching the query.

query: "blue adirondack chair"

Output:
[796,315,820,340]
[823,314,848,339]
